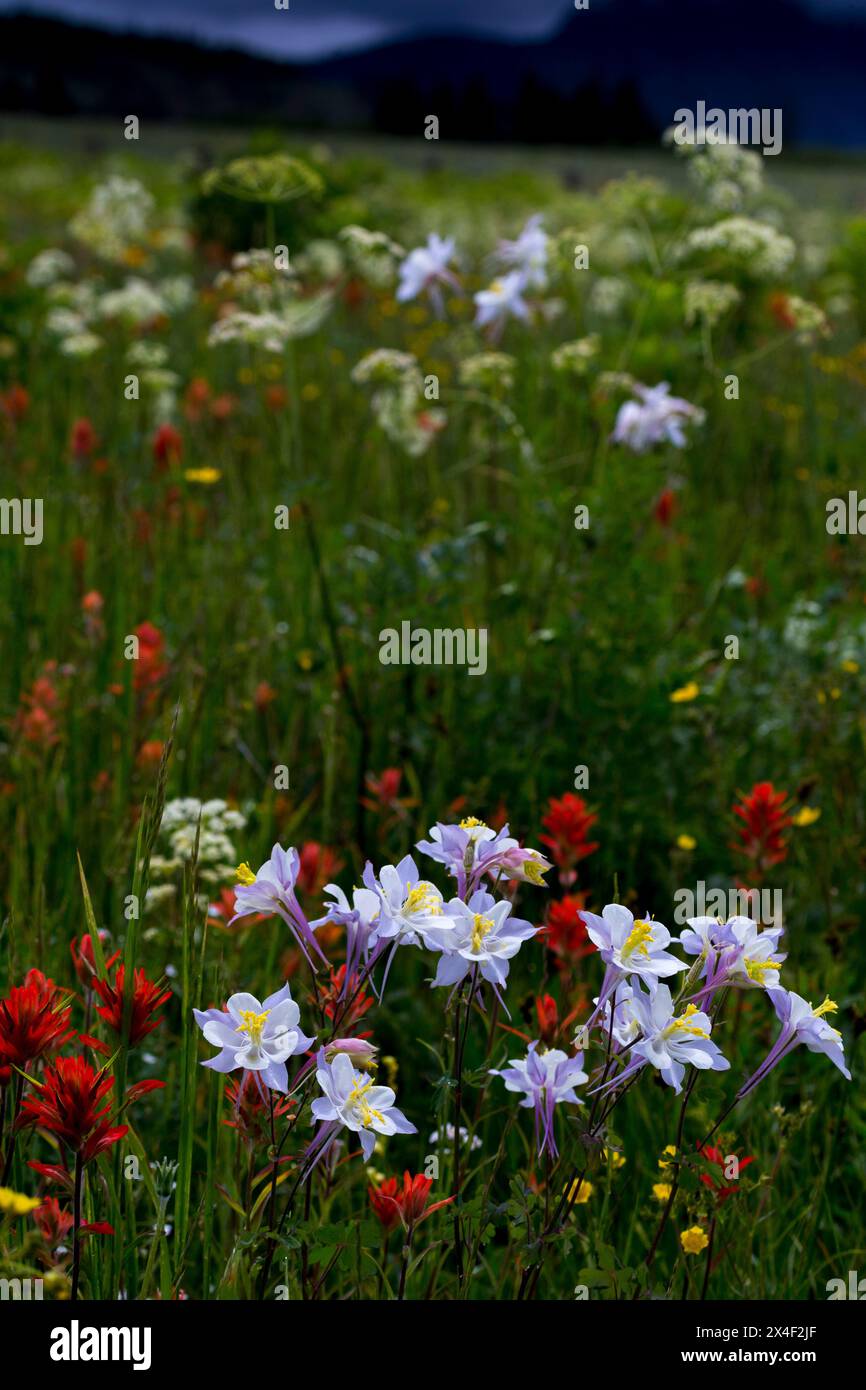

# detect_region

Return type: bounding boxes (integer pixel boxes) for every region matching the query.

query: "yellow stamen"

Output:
[745,957,778,983]
[813,996,838,1019]
[348,1077,384,1128]
[666,1004,710,1040]
[236,1009,269,1047]
[471,913,494,953]
[523,857,548,885]
[403,884,442,916]
[623,920,653,959]
[459,816,484,830]
[235,862,256,886]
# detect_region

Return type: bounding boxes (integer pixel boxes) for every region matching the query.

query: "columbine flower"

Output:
[425,889,538,996]
[368,1171,454,1232]
[193,984,314,1094]
[474,271,530,337]
[490,1041,587,1157]
[737,990,851,1099]
[581,905,686,1019]
[310,1048,415,1162]
[323,1038,378,1069]
[396,234,460,311]
[417,818,550,896]
[611,382,704,453]
[496,214,549,289]
[230,844,326,966]
[362,855,446,950]
[311,881,383,989]
[594,980,729,1096]
[680,915,785,998]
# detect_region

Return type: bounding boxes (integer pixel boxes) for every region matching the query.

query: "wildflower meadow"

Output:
[1,108,864,1322]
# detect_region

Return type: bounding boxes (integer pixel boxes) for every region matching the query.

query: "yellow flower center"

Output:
[403,884,442,916]
[236,1009,269,1047]
[471,913,494,953]
[813,996,838,1019]
[745,957,778,983]
[459,816,484,829]
[523,856,548,885]
[348,1077,384,1128]
[666,1003,710,1040]
[235,862,256,886]
[623,920,653,959]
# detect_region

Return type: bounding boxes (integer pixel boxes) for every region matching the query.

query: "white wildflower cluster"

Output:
[293,238,345,282]
[147,798,248,908]
[781,295,831,344]
[338,225,405,288]
[457,351,516,393]
[679,216,796,278]
[96,277,166,328]
[684,279,742,328]
[352,349,445,456]
[26,248,75,288]
[68,176,155,263]
[208,248,333,351]
[587,275,632,318]
[550,335,600,375]
[679,141,765,212]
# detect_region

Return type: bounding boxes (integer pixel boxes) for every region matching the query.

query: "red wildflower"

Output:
[535,993,559,1047]
[34,1196,74,1249]
[20,1056,127,1164]
[254,680,277,711]
[88,965,171,1047]
[296,842,344,898]
[731,781,791,880]
[540,794,599,885]
[183,377,211,422]
[152,423,183,470]
[0,970,74,1068]
[15,665,62,748]
[368,1172,454,1232]
[70,933,120,990]
[542,895,594,968]
[1,384,30,422]
[70,417,97,458]
[223,1075,295,1148]
[318,967,373,1029]
[264,384,288,412]
[136,739,165,767]
[132,621,168,696]
[698,1145,756,1203]
[653,487,679,527]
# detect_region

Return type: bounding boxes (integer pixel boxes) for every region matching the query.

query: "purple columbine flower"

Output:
[309,1047,416,1163]
[417,818,551,897]
[310,879,383,994]
[581,904,686,1028]
[680,915,786,1010]
[490,1041,587,1158]
[193,983,314,1094]
[424,888,538,1001]
[230,844,326,967]
[592,979,729,1097]
[737,989,851,1099]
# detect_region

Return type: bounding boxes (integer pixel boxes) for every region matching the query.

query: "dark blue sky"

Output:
[2,0,865,59]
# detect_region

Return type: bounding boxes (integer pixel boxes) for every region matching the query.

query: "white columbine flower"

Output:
[474,270,530,337]
[496,214,549,289]
[193,983,314,1093]
[311,1049,416,1161]
[425,888,538,992]
[611,382,704,453]
[594,979,729,1095]
[396,233,459,310]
